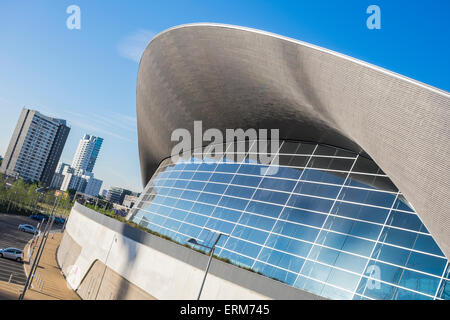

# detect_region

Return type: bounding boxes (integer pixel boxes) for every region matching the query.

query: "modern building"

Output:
[83,176,103,197]
[0,108,70,185]
[106,187,132,205]
[122,194,139,209]
[71,134,103,172]
[55,162,72,175]
[50,162,72,189]
[50,172,65,190]
[58,24,450,300]
[58,134,103,196]
[60,169,103,197]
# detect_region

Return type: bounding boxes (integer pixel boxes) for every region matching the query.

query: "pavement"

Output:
[0,213,79,300]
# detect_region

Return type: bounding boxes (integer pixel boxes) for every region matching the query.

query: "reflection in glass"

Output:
[129,140,449,300]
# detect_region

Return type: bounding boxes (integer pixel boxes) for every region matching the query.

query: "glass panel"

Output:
[294,181,340,199]
[260,177,296,192]
[307,157,354,171]
[246,201,283,218]
[130,140,449,301]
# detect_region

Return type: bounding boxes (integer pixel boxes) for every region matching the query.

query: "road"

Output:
[0,214,61,286]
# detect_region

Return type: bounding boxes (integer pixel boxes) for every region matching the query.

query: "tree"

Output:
[27,183,39,208]
[58,191,72,216]
[9,179,28,210]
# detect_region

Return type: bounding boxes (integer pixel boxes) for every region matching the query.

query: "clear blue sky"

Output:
[0,0,448,192]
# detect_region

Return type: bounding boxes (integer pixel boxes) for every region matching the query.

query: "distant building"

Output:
[58,134,103,197]
[106,187,132,205]
[71,134,103,172]
[84,176,102,197]
[122,194,139,209]
[50,172,65,189]
[55,162,72,175]
[0,108,70,185]
[101,189,108,197]
[50,162,72,189]
[60,169,103,197]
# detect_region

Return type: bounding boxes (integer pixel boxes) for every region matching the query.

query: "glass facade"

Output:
[129,140,449,300]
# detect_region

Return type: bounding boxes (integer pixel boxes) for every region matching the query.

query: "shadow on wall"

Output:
[94,223,143,299]
[59,215,154,299]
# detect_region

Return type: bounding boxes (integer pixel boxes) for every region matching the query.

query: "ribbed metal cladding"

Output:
[136,23,450,260]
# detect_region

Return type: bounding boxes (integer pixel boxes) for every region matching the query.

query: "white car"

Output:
[0,248,24,262]
[18,224,38,234]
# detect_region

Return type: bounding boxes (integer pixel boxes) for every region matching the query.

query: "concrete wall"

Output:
[76,260,154,300]
[57,202,323,300]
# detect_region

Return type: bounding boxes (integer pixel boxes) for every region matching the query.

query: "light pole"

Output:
[28,188,47,263]
[94,234,117,300]
[19,190,61,300]
[187,228,229,300]
[32,187,45,214]
[7,189,17,213]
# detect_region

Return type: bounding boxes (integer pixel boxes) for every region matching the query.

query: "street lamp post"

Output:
[187,228,229,300]
[94,234,117,300]
[27,187,47,264]
[7,189,17,213]
[19,190,61,300]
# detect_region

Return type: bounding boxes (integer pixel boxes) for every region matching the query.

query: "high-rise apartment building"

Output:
[58,134,103,197]
[0,108,70,185]
[71,134,103,172]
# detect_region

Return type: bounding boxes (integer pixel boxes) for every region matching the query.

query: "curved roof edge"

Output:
[142,23,449,96]
[136,23,450,259]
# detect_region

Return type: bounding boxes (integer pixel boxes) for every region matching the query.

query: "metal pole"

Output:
[29,221,43,263]
[62,214,68,232]
[19,193,59,300]
[7,190,16,213]
[19,222,49,298]
[94,234,116,300]
[197,234,223,300]
[29,218,54,288]
[30,196,60,285]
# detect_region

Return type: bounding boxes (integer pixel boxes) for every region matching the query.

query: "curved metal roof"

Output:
[137,23,450,259]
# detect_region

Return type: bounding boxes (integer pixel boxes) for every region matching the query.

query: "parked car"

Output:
[30,213,49,222]
[54,217,66,225]
[18,224,38,234]
[0,248,24,262]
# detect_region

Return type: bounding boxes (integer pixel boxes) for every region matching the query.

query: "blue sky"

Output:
[0,0,448,193]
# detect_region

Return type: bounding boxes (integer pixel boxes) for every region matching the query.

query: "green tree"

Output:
[26,183,39,208]
[9,179,27,210]
[59,191,73,216]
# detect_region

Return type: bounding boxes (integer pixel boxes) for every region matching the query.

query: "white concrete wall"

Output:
[62,204,270,300]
